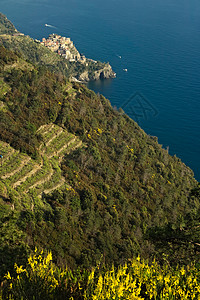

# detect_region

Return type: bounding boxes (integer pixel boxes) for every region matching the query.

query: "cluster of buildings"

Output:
[40,34,87,63]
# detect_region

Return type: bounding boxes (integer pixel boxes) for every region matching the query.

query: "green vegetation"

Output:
[2,250,200,299]
[0,13,112,81]
[0,13,16,35]
[0,16,200,298]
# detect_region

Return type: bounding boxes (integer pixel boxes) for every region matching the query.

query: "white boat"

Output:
[123,68,128,72]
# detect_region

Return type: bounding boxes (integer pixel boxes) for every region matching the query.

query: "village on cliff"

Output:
[40,33,96,65]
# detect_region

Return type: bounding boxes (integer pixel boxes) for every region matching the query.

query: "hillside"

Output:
[0,13,115,82]
[0,41,200,283]
[0,13,16,35]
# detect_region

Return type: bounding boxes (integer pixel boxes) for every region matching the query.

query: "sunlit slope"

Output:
[0,41,200,276]
[0,124,83,200]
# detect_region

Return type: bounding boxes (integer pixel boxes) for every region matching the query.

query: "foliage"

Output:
[0,13,16,35]
[2,250,200,299]
[0,25,200,286]
[2,249,89,300]
[146,184,200,265]
[0,46,18,69]
[0,47,65,156]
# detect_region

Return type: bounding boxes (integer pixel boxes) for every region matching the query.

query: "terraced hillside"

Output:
[0,124,83,200]
[1,34,200,283]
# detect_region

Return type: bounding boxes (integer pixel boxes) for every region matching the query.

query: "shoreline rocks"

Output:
[77,64,116,83]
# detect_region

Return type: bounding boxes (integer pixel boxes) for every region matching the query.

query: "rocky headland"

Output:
[40,33,116,82]
[0,13,116,83]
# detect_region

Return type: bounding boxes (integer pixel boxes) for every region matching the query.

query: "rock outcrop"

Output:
[78,71,90,82]
[78,63,116,82]
[93,63,116,80]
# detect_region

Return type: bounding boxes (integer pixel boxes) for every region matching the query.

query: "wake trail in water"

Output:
[45,24,57,29]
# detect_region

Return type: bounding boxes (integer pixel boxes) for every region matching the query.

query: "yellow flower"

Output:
[5,271,11,280]
[96,275,103,294]
[164,275,170,284]
[88,270,95,282]
[136,256,140,262]
[180,267,185,276]
[15,264,26,274]
[44,251,52,265]
[157,274,163,282]
[97,128,103,134]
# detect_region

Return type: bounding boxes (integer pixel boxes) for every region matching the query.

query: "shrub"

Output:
[2,250,200,300]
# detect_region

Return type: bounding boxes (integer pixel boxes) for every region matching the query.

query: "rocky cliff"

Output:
[78,63,116,82]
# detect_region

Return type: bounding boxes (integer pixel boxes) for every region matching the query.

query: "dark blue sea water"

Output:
[1,0,200,180]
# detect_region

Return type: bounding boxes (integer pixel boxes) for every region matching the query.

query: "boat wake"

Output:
[45,24,57,29]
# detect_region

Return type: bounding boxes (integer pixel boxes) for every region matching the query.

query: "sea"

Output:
[1,0,200,181]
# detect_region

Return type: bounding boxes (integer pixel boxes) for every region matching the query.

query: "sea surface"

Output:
[1,0,200,180]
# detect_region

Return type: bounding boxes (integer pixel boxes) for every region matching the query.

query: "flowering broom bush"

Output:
[1,249,200,299]
[2,248,88,300]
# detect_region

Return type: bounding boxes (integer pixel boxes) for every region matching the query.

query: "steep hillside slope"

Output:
[0,13,115,81]
[0,13,16,35]
[0,45,199,280]
[0,124,82,198]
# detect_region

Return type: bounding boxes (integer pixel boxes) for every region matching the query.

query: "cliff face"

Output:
[78,71,90,82]
[93,64,116,80]
[78,63,116,82]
